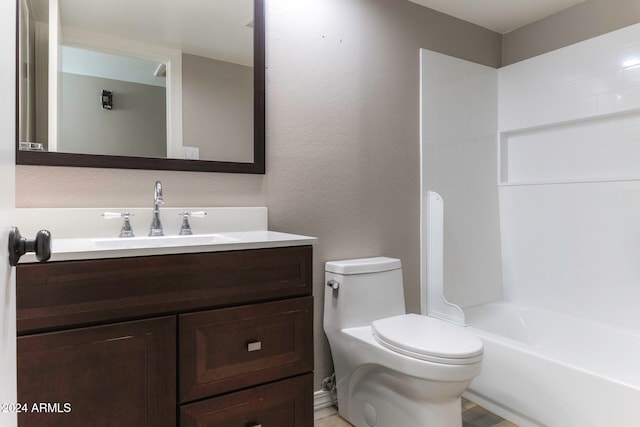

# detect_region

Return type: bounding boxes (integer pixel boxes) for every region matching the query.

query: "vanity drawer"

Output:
[180,373,313,427]
[17,245,312,333]
[179,296,313,403]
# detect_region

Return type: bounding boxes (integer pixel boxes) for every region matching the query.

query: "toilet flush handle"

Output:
[326,280,340,290]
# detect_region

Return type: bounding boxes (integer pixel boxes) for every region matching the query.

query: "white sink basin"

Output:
[92,233,240,250]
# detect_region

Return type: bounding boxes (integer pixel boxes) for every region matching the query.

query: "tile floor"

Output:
[461,399,517,427]
[315,398,518,427]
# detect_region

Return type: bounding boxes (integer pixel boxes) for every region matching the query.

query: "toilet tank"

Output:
[324,257,406,331]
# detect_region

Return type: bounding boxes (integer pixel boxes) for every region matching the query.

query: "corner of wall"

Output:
[501,0,640,66]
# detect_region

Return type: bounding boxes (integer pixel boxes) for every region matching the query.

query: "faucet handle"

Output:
[178,210,207,235]
[102,211,135,238]
[102,211,125,219]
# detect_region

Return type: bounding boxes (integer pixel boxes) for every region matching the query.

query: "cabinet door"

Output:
[180,373,313,427]
[179,297,313,403]
[17,317,176,427]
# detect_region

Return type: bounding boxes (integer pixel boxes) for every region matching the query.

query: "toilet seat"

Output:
[371,314,483,365]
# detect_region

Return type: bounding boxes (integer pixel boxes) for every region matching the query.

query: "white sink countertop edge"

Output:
[20,230,317,263]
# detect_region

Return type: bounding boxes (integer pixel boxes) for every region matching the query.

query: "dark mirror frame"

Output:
[15,0,265,174]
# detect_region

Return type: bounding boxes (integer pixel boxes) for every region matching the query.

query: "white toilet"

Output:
[323,257,483,427]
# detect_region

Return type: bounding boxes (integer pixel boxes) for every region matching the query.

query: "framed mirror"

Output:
[16,0,265,174]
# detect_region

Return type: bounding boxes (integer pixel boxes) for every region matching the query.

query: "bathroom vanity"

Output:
[15,233,314,426]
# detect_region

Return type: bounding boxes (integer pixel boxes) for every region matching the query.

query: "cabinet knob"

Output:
[247,341,262,352]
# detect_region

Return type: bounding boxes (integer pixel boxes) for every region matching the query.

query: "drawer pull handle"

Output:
[247,341,262,352]
[246,423,262,427]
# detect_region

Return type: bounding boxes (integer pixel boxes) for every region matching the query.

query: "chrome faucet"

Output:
[149,180,164,236]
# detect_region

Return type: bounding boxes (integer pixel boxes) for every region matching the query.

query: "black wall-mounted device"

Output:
[101,90,113,110]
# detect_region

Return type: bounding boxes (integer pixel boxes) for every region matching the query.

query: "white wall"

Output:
[420,50,502,308]
[498,23,640,329]
[0,0,17,424]
[60,73,167,157]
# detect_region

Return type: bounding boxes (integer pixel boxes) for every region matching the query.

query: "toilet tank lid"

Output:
[325,257,401,275]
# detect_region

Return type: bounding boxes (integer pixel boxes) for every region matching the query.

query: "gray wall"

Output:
[503,0,640,65]
[16,0,500,389]
[182,53,253,162]
[59,73,166,157]
[18,0,636,391]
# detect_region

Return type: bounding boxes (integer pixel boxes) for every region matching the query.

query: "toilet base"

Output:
[338,365,468,427]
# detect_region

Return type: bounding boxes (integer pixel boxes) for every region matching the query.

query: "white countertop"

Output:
[12,207,316,264]
[21,230,317,263]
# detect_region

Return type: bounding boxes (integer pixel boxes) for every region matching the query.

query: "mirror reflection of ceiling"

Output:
[62,46,167,87]
[59,0,254,66]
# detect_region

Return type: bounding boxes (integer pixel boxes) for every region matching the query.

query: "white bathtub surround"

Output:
[421,22,640,427]
[498,23,640,331]
[478,25,640,424]
[498,182,640,329]
[420,49,503,309]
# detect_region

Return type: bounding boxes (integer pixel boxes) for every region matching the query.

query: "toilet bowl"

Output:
[323,257,483,427]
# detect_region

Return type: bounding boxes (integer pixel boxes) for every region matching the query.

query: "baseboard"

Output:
[314,390,337,420]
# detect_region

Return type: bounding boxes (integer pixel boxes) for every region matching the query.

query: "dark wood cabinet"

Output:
[17,317,176,427]
[180,373,314,427]
[179,297,313,403]
[17,246,312,333]
[16,245,314,427]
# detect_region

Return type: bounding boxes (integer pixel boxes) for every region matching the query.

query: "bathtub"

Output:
[462,302,640,427]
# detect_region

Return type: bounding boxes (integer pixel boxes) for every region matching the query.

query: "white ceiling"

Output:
[62,46,167,87]
[408,0,587,34]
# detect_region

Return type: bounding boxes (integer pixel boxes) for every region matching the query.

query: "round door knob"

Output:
[8,227,51,266]
[33,230,52,262]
